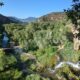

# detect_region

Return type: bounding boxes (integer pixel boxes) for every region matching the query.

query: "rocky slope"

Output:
[39,12,66,21]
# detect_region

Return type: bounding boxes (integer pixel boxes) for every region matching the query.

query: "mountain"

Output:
[0,12,66,24]
[0,14,37,24]
[0,14,15,33]
[0,14,15,24]
[9,12,66,23]
[39,12,66,21]
[8,17,22,23]
[9,17,37,23]
[21,17,37,22]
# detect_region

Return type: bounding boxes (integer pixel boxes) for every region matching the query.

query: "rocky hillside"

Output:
[39,12,66,21]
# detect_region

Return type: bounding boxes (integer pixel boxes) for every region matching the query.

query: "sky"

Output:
[0,0,72,18]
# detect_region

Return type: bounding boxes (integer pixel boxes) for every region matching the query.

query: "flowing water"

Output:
[48,61,80,74]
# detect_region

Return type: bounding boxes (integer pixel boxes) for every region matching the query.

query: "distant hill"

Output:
[39,12,66,22]
[0,14,14,33]
[0,14,37,24]
[8,17,22,23]
[9,17,37,23]
[0,14,15,24]
[21,17,37,22]
[0,12,67,24]
[8,12,66,23]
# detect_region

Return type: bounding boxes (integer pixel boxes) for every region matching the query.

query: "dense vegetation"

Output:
[0,18,79,80]
[0,0,80,80]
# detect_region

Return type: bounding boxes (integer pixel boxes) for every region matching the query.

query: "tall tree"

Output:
[65,0,80,50]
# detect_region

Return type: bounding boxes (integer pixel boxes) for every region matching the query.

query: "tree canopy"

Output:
[65,0,80,27]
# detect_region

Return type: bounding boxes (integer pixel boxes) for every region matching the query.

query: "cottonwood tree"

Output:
[65,0,80,50]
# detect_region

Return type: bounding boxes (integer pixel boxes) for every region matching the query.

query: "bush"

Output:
[26,74,50,80]
[33,46,58,68]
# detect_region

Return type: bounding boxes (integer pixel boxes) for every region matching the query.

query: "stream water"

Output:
[48,61,80,74]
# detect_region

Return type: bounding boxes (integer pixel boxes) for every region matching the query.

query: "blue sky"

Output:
[0,0,72,18]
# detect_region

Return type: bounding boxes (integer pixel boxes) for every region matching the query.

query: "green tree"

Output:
[0,49,23,80]
[65,0,80,50]
[65,0,80,27]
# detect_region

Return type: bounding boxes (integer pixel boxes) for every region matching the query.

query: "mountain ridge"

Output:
[0,12,66,24]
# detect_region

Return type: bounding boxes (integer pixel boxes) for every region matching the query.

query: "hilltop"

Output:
[39,12,66,21]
